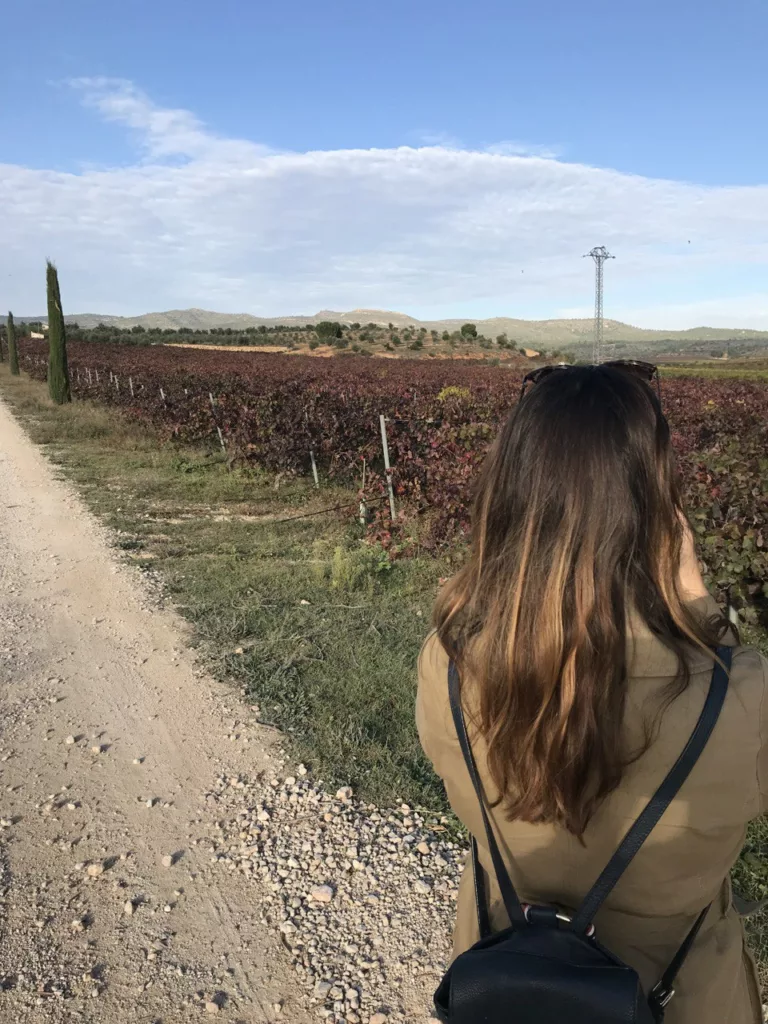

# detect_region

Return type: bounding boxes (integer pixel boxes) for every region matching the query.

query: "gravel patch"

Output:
[208,766,460,1022]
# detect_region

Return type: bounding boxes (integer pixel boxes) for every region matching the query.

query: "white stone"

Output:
[310,885,334,903]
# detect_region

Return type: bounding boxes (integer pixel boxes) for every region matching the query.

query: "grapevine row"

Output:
[17,338,768,623]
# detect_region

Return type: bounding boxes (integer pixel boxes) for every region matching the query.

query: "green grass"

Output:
[660,365,768,380]
[3,364,768,979]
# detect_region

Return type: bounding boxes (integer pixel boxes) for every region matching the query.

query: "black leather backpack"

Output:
[434,646,731,1024]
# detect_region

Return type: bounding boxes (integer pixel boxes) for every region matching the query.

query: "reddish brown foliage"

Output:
[18,339,768,621]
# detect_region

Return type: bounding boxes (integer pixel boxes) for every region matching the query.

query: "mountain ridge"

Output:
[5,307,768,350]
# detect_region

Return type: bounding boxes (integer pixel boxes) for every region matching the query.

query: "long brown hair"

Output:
[434,365,728,837]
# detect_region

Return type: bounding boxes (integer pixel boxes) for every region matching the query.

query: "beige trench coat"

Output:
[416,597,768,1024]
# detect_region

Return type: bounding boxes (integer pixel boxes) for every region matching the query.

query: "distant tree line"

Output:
[2,314,576,364]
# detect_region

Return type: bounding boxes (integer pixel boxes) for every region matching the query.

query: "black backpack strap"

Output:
[648,903,711,1016]
[570,645,731,936]
[469,836,492,938]
[448,661,527,928]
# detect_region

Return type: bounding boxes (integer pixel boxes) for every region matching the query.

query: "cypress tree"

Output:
[0,319,5,362]
[7,312,19,375]
[46,261,71,404]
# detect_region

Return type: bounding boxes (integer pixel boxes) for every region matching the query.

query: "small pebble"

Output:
[309,885,334,903]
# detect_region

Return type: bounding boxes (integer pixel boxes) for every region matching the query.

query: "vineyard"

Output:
[17,337,768,624]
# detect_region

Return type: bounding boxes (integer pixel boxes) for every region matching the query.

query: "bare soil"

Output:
[0,393,302,1023]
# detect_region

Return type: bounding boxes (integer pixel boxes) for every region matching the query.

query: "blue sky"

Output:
[3,0,768,327]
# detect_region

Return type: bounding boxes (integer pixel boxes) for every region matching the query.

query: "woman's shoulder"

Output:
[417,629,449,680]
[728,643,768,712]
[730,643,768,674]
[416,630,450,718]
[415,630,454,764]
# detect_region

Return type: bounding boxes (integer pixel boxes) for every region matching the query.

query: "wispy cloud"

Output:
[406,132,559,159]
[3,78,768,326]
[411,130,466,149]
[484,140,561,159]
[68,77,273,163]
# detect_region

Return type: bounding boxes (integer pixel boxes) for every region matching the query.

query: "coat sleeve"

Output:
[415,630,458,777]
[754,652,768,813]
[415,630,443,770]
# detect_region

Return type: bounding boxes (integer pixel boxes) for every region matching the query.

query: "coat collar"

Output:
[626,595,730,678]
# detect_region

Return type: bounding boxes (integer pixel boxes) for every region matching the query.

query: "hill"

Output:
[5,308,768,359]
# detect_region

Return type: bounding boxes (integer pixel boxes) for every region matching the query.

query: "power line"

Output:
[583,246,615,364]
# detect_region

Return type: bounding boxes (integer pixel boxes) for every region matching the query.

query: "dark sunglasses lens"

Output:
[604,360,657,382]
[525,366,563,386]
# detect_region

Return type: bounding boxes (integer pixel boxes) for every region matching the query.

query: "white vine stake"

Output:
[129,376,134,397]
[359,458,368,526]
[379,414,397,520]
[310,450,319,489]
[209,392,227,455]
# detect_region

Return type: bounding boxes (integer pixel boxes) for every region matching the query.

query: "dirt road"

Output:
[0,394,302,1022]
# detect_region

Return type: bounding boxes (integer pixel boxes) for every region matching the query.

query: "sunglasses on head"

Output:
[520,360,661,400]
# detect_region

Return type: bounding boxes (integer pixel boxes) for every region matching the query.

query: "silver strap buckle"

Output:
[521,903,595,937]
[651,983,675,1009]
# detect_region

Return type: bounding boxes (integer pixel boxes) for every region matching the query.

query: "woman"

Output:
[416,364,768,1023]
